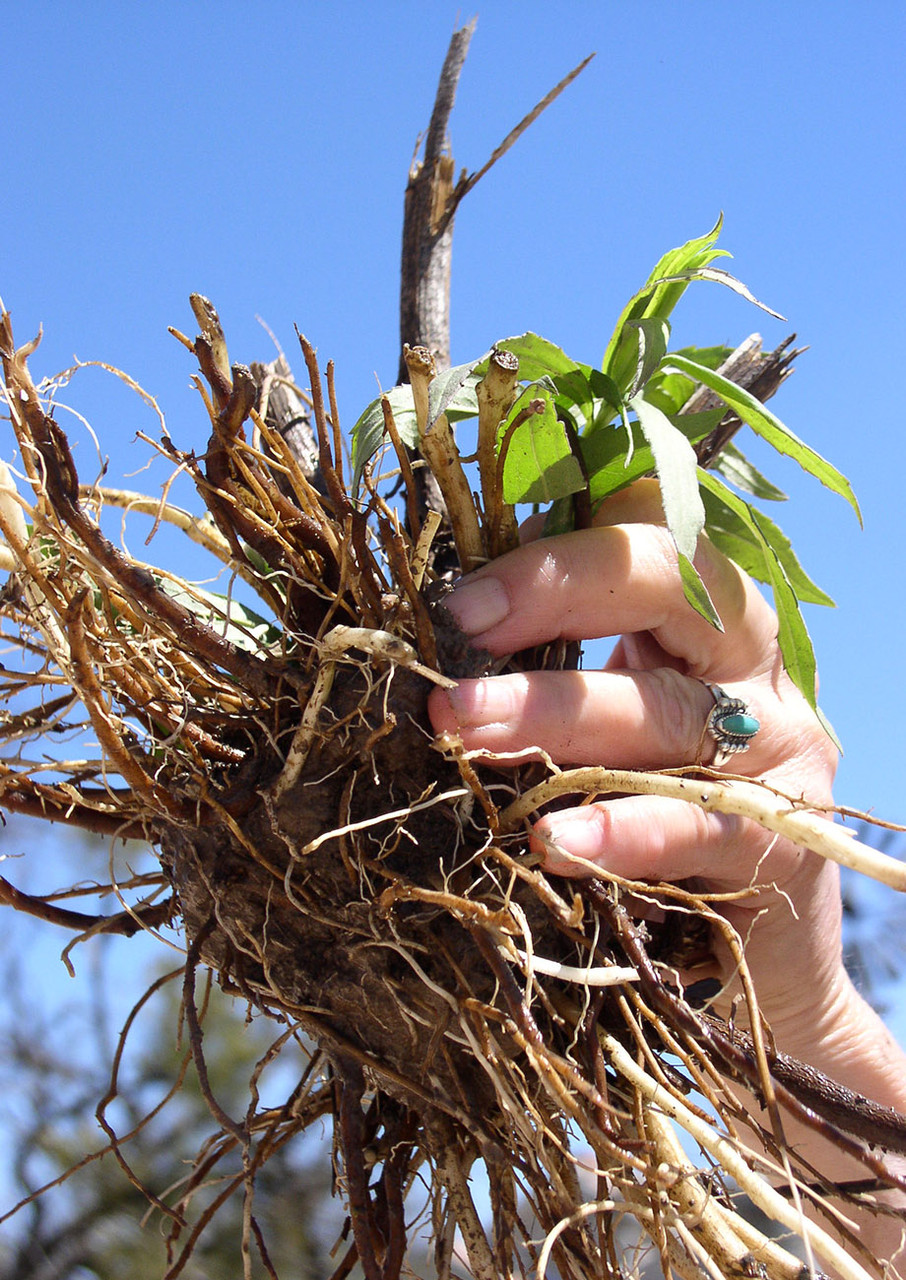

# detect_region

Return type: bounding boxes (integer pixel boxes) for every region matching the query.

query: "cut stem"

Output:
[404,344,485,571]
[476,348,520,556]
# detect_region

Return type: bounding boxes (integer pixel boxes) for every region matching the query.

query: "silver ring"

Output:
[702,683,760,766]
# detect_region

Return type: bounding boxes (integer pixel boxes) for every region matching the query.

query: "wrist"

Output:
[772,971,906,1117]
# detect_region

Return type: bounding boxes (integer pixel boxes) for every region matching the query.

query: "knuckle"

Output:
[645,668,708,760]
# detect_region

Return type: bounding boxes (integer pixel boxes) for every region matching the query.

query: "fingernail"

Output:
[444,575,510,636]
[442,677,511,729]
[537,811,604,865]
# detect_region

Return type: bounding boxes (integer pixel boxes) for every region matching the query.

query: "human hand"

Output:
[428,479,844,1053]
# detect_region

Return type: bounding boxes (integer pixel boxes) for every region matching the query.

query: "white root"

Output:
[601,1031,877,1280]
[270,624,456,801]
[319,624,457,689]
[499,766,906,891]
[506,946,639,988]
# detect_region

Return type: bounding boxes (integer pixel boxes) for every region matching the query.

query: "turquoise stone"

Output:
[717,713,759,738]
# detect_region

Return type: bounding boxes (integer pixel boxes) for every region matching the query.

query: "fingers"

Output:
[535,792,841,961]
[429,663,826,776]
[440,523,778,684]
[534,795,749,885]
[428,498,825,775]
[533,794,843,1000]
[431,667,743,769]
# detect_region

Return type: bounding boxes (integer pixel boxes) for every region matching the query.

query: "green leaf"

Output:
[655,267,785,321]
[628,218,729,322]
[542,494,577,536]
[662,353,862,523]
[712,442,788,501]
[498,332,582,382]
[585,366,624,415]
[701,514,769,585]
[629,392,704,562]
[699,478,774,575]
[350,384,417,490]
[644,344,734,414]
[696,471,824,705]
[498,333,622,426]
[764,545,818,708]
[350,376,481,492]
[584,421,654,504]
[602,217,728,388]
[816,705,844,755]
[628,316,670,397]
[161,581,280,653]
[675,344,738,371]
[671,406,730,440]
[709,510,817,705]
[678,552,723,629]
[427,356,487,429]
[581,407,722,506]
[751,506,834,605]
[700,470,833,606]
[500,387,585,505]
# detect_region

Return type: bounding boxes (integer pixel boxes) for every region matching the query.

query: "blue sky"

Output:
[3,5,905,990]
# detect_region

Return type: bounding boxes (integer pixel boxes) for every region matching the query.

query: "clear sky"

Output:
[3,6,906,990]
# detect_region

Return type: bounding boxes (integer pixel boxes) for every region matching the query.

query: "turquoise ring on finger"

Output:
[703,683,760,766]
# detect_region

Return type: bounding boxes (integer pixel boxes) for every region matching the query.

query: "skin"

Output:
[428,479,906,1269]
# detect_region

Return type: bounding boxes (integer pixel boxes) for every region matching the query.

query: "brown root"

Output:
[2,300,903,1280]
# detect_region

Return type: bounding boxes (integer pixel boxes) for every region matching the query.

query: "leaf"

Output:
[585,367,624,414]
[675,343,738,372]
[653,267,785,321]
[764,545,818,708]
[628,218,729,324]
[499,333,622,425]
[751,506,834,606]
[696,471,824,705]
[161,580,280,653]
[602,217,728,388]
[350,377,481,491]
[644,343,734,414]
[678,552,723,630]
[350,384,417,490]
[700,478,774,581]
[662,353,862,523]
[581,407,723,506]
[542,494,577,536]
[713,442,788,501]
[816,705,844,754]
[498,332,582,382]
[629,392,704,562]
[710,518,817,706]
[671,406,730,440]
[584,421,654,503]
[500,387,585,505]
[701,506,770,585]
[427,355,487,429]
[700,470,833,606]
[553,368,598,426]
[628,316,670,398]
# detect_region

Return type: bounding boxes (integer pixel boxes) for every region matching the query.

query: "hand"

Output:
[428,479,843,1051]
[431,477,906,1265]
